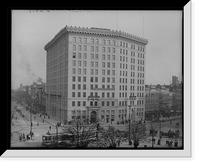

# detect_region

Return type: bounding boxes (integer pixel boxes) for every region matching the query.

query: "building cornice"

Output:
[44,25,148,51]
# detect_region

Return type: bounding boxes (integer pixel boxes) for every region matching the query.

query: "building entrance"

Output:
[90,111,97,123]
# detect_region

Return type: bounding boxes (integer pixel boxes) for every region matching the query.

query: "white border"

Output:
[3,2,191,158]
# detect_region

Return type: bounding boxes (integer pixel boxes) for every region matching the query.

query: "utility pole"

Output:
[128,105,131,145]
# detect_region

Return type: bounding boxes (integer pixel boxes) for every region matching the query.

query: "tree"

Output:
[96,125,122,148]
[148,120,159,148]
[126,121,147,148]
[62,118,98,148]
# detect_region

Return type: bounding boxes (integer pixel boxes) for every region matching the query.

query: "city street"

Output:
[11,101,182,148]
[11,102,63,147]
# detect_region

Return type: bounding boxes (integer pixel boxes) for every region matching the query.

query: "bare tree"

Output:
[62,118,98,148]
[95,125,122,148]
[126,121,147,148]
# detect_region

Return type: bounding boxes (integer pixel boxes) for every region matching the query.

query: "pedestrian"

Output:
[23,133,25,141]
[49,126,51,131]
[117,139,121,147]
[19,135,22,142]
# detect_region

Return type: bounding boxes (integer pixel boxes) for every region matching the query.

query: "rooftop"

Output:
[44,25,148,50]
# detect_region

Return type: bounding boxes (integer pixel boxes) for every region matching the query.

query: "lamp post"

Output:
[30,106,33,140]
[128,105,131,145]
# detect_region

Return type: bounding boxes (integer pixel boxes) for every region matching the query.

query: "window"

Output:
[73,37,76,42]
[91,69,94,75]
[78,53,81,59]
[112,55,115,61]
[83,92,86,97]
[91,38,94,44]
[112,77,115,83]
[113,40,116,46]
[107,101,110,106]
[107,62,110,68]
[83,69,86,75]
[90,84,93,89]
[72,68,76,74]
[83,101,86,106]
[112,101,115,106]
[83,45,87,51]
[83,84,86,90]
[91,46,94,52]
[107,70,110,75]
[78,84,81,90]
[112,48,115,53]
[103,39,106,45]
[112,63,115,68]
[102,101,104,106]
[95,39,98,44]
[73,45,76,51]
[95,46,98,52]
[78,92,81,97]
[72,84,75,89]
[91,54,94,59]
[95,54,98,60]
[84,38,87,43]
[102,92,105,98]
[108,40,111,45]
[91,61,94,67]
[102,77,105,83]
[95,69,98,75]
[73,53,76,58]
[107,47,110,53]
[83,77,86,82]
[83,61,87,67]
[102,54,105,60]
[95,62,98,67]
[72,76,76,82]
[77,101,81,106]
[78,45,81,51]
[95,77,98,82]
[83,53,87,59]
[112,70,115,76]
[102,69,105,75]
[73,60,76,66]
[78,68,81,74]
[72,92,75,97]
[78,61,81,67]
[72,101,75,106]
[112,93,115,98]
[107,77,110,83]
[102,47,106,53]
[90,77,93,82]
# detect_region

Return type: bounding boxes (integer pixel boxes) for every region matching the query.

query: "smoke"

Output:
[17,44,42,83]
[36,76,43,84]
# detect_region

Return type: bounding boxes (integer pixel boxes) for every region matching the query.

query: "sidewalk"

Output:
[119,137,182,148]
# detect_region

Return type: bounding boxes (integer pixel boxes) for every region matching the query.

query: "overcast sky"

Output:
[11,10,182,89]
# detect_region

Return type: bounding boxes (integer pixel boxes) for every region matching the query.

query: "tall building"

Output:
[172,75,179,86]
[44,26,148,124]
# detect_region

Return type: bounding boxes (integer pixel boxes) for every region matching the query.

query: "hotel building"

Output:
[44,26,148,124]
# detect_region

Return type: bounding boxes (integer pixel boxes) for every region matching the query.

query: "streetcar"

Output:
[42,133,74,147]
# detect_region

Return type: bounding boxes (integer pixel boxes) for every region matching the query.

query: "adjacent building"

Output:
[44,26,148,124]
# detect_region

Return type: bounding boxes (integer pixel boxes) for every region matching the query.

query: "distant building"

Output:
[145,84,171,119]
[172,75,179,86]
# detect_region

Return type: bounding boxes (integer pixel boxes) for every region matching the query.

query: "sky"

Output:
[11,10,182,89]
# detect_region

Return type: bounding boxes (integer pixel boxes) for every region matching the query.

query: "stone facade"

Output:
[45,26,148,124]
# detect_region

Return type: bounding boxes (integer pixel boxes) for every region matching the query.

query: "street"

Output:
[11,101,182,148]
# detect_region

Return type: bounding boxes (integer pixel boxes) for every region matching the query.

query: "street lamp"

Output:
[128,105,131,145]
